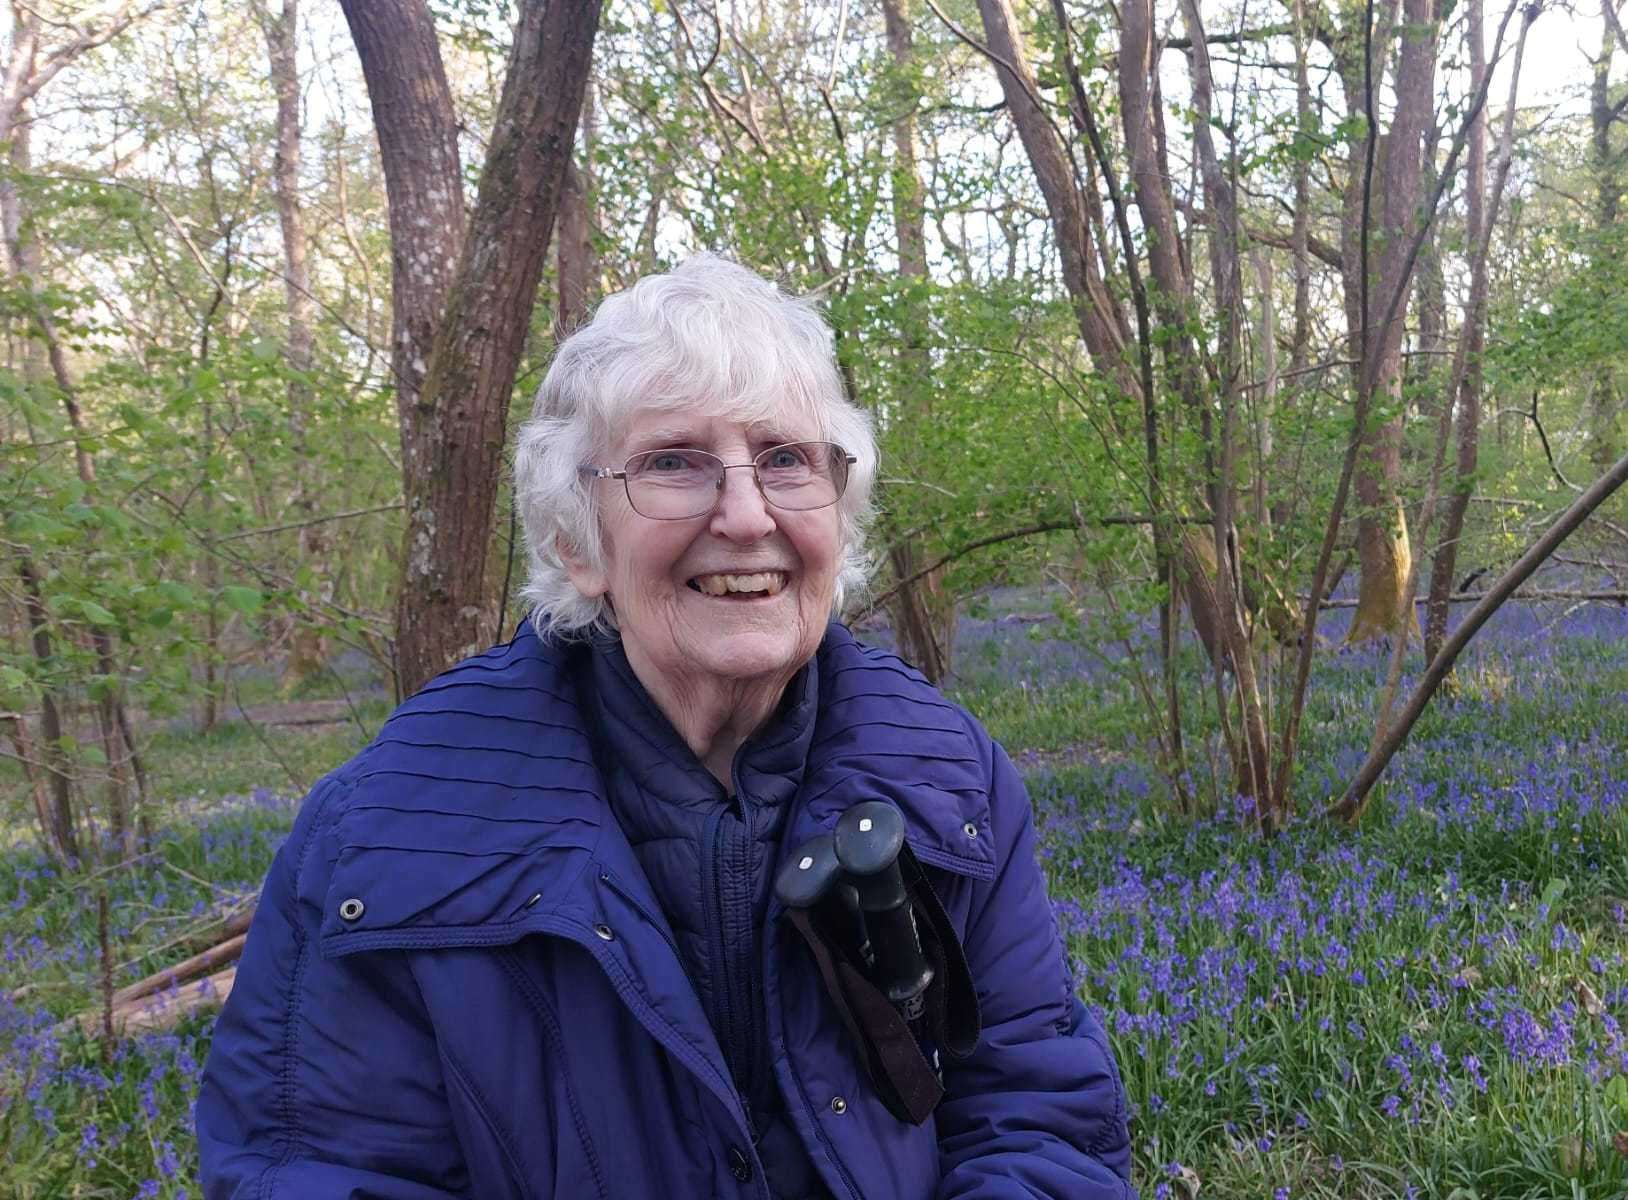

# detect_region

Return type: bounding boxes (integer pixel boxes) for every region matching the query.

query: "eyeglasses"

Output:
[580,441,856,521]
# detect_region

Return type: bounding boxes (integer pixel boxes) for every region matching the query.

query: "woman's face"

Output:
[567,408,843,696]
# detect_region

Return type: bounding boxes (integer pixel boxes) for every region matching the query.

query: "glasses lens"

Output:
[623,448,723,519]
[756,442,848,511]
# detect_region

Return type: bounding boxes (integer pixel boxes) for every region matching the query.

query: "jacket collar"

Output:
[583,631,819,811]
[315,619,993,954]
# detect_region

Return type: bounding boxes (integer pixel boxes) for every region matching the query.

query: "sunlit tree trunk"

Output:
[557,158,594,334]
[1344,0,1438,645]
[556,84,597,335]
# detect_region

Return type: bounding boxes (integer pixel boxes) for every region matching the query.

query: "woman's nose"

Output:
[710,466,777,541]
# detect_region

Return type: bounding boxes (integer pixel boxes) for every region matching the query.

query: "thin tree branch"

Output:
[1329,445,1628,821]
[210,502,405,544]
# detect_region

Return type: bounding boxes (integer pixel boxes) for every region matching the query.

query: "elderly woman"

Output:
[197,255,1133,1199]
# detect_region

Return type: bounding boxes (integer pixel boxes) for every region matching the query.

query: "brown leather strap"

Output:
[785,905,944,1124]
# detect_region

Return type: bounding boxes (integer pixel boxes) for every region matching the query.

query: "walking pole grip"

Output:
[833,801,934,1013]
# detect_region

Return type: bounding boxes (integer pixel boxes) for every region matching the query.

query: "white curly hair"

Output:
[513,253,878,638]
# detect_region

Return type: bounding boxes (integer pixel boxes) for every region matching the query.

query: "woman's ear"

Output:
[557,535,610,599]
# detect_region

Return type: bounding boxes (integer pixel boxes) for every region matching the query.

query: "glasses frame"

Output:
[579,440,857,521]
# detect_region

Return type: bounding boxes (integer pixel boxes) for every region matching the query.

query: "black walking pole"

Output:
[831,801,933,1019]
[776,800,979,1125]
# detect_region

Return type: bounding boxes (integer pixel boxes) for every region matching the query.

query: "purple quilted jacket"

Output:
[196,621,1134,1198]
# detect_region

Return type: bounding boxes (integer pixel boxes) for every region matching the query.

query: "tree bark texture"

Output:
[1421,1,1532,665]
[1289,0,1314,374]
[341,0,601,696]
[1045,0,1189,792]
[556,157,594,335]
[1347,0,1438,644]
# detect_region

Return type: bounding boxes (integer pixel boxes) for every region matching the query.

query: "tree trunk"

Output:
[0,84,75,865]
[1045,0,1187,796]
[257,0,328,694]
[1589,15,1623,475]
[1290,0,1315,374]
[340,0,601,697]
[556,83,597,336]
[882,0,953,684]
[12,556,78,862]
[556,156,594,335]
[1334,445,1628,820]
[1348,0,1438,644]
[1370,0,1531,753]
[1424,0,1487,662]
[1423,2,1533,665]
[973,0,1135,396]
[1180,0,1280,825]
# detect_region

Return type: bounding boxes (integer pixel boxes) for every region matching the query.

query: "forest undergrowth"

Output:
[0,598,1625,1198]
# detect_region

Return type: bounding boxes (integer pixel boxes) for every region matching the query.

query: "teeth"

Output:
[692,572,786,596]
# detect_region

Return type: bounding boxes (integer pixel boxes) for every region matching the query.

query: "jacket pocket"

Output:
[439,1047,533,1200]
[494,947,612,1199]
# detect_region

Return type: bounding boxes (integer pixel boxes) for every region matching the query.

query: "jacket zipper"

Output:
[733,798,763,1127]
[705,810,749,1126]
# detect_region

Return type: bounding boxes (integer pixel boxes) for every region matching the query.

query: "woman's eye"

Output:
[645,452,692,473]
[766,448,805,469]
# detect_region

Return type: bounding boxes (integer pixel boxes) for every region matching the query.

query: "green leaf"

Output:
[1603,1073,1628,1119]
[79,600,117,626]
[221,585,265,615]
[0,664,33,699]
[1539,877,1568,912]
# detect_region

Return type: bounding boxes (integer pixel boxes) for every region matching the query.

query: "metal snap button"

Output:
[593,923,615,941]
[524,892,542,909]
[962,821,979,839]
[338,898,365,922]
[829,1095,848,1114]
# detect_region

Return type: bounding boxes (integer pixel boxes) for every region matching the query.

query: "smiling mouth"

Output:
[687,571,789,598]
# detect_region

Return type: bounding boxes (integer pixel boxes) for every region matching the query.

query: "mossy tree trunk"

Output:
[340,0,601,697]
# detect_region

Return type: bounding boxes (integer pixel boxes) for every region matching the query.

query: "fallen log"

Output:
[7,902,255,1008]
[57,964,238,1039]
[108,965,237,1037]
[111,932,246,1009]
